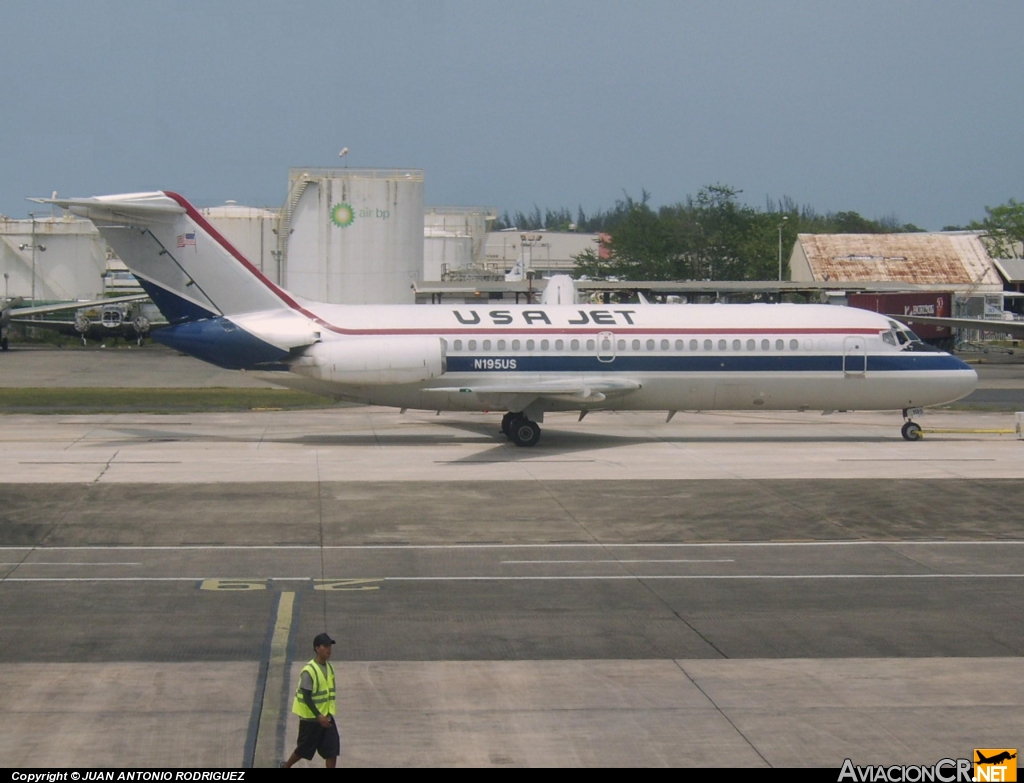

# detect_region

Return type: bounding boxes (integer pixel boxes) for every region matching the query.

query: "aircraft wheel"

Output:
[508,416,541,447]
[901,421,923,441]
[501,411,517,438]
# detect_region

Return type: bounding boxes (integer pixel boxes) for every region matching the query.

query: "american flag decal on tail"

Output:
[176,232,196,248]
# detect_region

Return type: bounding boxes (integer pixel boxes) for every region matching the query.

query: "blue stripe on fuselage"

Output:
[153,317,290,370]
[446,354,971,373]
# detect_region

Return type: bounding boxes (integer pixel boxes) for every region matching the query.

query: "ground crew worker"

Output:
[282,632,339,768]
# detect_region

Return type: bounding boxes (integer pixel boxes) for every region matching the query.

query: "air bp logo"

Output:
[330,202,355,228]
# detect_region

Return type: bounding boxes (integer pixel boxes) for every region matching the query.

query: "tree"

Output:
[971,199,1024,258]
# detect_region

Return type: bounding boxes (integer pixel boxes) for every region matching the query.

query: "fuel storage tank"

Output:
[282,168,424,304]
[202,203,280,284]
[423,206,497,281]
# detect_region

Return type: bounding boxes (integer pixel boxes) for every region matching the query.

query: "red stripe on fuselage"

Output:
[161,193,884,340]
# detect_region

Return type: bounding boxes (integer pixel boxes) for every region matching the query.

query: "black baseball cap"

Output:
[313,633,336,648]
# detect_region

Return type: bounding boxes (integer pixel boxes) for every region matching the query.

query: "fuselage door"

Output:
[843,335,867,376]
[597,331,616,363]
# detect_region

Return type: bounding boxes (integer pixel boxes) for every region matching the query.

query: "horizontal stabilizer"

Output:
[30,194,185,225]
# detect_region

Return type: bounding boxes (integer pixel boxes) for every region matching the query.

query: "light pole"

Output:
[18,212,46,305]
[777,215,789,282]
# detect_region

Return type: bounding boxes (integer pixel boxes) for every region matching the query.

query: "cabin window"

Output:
[675,339,684,350]
[555,339,564,350]
[586,339,595,350]
[453,339,463,351]
[776,339,784,350]
[632,339,641,350]
[761,339,770,350]
[497,339,506,350]
[704,339,712,350]
[618,339,626,350]
[790,339,799,350]
[541,339,549,350]
[570,339,580,350]
[803,339,813,351]
[512,339,521,350]
[732,339,741,350]
[468,340,477,351]
[601,337,612,351]
[747,339,755,350]
[526,339,535,350]
[646,339,655,350]
[661,339,670,350]
[482,339,491,350]
[718,339,727,350]
[690,339,698,350]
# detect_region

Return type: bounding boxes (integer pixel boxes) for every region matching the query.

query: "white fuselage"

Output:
[264,300,978,414]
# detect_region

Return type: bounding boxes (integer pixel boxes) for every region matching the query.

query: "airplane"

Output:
[0,293,150,350]
[11,298,166,345]
[976,751,1016,765]
[34,191,978,445]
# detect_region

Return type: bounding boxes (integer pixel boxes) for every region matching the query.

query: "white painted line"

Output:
[4,573,1024,583]
[385,574,1024,581]
[0,562,140,566]
[501,559,736,564]
[0,541,1022,551]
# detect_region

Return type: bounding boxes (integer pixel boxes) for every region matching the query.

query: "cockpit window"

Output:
[885,320,923,349]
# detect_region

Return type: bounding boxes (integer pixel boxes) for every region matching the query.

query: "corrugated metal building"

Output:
[789,232,1004,293]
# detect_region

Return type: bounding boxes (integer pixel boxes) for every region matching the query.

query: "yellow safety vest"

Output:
[291,659,336,719]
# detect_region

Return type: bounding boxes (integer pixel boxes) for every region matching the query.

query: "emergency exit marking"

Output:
[200,579,268,591]
[314,578,382,591]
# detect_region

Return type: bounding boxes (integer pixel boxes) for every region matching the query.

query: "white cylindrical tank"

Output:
[202,203,281,284]
[422,206,497,280]
[423,228,474,280]
[285,168,424,304]
[0,216,107,301]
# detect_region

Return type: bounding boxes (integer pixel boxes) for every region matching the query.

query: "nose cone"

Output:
[942,354,979,403]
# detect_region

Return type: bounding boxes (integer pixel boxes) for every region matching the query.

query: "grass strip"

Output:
[0,387,337,413]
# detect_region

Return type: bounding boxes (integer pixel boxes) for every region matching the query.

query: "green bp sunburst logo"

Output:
[330,202,355,228]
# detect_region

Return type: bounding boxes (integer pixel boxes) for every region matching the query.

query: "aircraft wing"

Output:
[9,294,150,318]
[427,378,642,405]
[890,313,1024,339]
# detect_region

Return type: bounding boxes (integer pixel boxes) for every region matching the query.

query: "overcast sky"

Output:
[1,0,1021,229]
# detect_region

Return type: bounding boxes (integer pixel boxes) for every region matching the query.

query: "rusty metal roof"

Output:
[797,232,1002,285]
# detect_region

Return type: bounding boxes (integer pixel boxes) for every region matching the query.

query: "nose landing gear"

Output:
[901,408,923,441]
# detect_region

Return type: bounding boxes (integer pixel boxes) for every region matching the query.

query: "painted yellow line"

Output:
[253,590,295,768]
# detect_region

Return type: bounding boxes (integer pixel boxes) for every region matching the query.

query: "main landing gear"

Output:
[501,411,542,447]
[901,408,923,441]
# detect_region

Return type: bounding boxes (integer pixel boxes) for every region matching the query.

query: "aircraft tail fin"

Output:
[35,191,294,324]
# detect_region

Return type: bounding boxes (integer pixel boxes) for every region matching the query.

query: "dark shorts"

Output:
[293,716,340,760]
